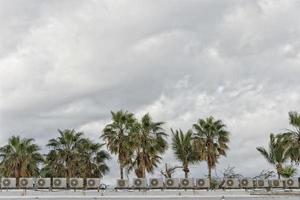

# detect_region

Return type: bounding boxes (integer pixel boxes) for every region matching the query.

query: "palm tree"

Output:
[171,129,197,178]
[131,114,168,178]
[0,136,43,178]
[101,110,136,179]
[284,111,300,164]
[41,150,65,177]
[280,165,297,178]
[256,133,290,179]
[76,138,110,178]
[46,129,84,178]
[193,116,230,187]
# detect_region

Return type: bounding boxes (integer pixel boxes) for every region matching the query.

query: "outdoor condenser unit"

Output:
[1,178,16,189]
[270,179,284,188]
[255,179,269,188]
[116,179,129,188]
[165,178,179,188]
[285,178,299,188]
[196,178,209,188]
[132,178,147,188]
[180,178,194,188]
[52,178,66,189]
[224,178,239,189]
[239,178,254,188]
[19,178,33,188]
[36,178,51,189]
[69,178,83,189]
[86,178,100,189]
[149,178,163,188]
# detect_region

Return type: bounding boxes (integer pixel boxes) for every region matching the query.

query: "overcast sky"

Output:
[1,0,300,183]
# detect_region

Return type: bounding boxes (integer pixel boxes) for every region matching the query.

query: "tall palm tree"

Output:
[256,133,290,179]
[76,138,110,178]
[171,129,197,178]
[101,110,136,179]
[47,129,84,178]
[131,114,168,178]
[284,111,300,164]
[193,116,230,187]
[0,136,43,178]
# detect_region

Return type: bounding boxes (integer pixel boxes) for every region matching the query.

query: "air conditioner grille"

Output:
[227,180,234,186]
[3,179,11,186]
[197,179,205,186]
[241,179,248,186]
[70,179,78,186]
[166,179,174,186]
[258,180,264,187]
[88,179,95,186]
[273,180,279,186]
[151,179,158,186]
[286,179,294,186]
[37,179,45,186]
[134,179,142,186]
[53,179,62,186]
[20,179,28,186]
[182,179,189,186]
[118,180,125,187]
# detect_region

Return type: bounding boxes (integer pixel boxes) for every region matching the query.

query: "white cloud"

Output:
[1,0,300,181]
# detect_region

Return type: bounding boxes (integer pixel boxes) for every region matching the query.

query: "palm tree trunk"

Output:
[120,166,124,179]
[276,163,282,179]
[15,165,20,187]
[142,168,145,178]
[183,163,189,178]
[140,153,146,178]
[184,170,188,178]
[14,166,19,178]
[208,164,212,189]
[207,139,213,189]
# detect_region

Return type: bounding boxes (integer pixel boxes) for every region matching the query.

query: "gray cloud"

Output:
[1,0,300,183]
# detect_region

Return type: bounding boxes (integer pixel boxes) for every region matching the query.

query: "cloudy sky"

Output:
[1,0,300,183]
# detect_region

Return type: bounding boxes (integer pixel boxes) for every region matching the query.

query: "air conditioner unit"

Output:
[86,178,100,189]
[132,178,147,188]
[196,178,209,188]
[284,178,299,188]
[239,178,254,188]
[224,178,239,189]
[36,178,51,189]
[270,179,284,188]
[52,178,66,189]
[180,178,195,188]
[149,178,163,188]
[116,179,129,188]
[19,178,33,188]
[165,178,179,188]
[255,179,269,188]
[1,178,16,189]
[69,178,83,189]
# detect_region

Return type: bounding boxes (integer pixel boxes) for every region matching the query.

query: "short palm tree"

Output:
[47,129,84,178]
[284,111,300,164]
[0,136,43,178]
[171,129,197,178]
[77,138,110,178]
[256,133,290,179]
[101,110,136,179]
[131,114,168,178]
[193,116,230,187]
[280,165,297,178]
